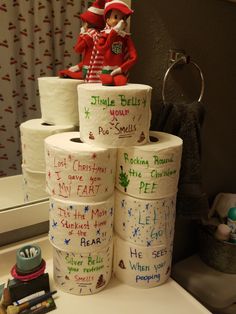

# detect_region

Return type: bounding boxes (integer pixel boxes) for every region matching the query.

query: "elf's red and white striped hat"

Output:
[80,0,106,29]
[104,0,133,17]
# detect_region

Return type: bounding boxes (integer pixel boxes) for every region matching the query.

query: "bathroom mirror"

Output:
[0,0,132,239]
[0,0,85,236]
[0,175,48,211]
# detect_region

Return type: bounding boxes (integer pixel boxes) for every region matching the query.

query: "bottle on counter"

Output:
[227,207,236,243]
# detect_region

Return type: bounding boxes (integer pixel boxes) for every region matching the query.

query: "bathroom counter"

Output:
[0,235,212,314]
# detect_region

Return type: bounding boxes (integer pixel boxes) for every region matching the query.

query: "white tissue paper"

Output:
[77,83,152,147]
[53,240,113,295]
[21,165,47,202]
[114,189,176,247]
[113,234,173,288]
[45,132,117,202]
[38,77,84,125]
[116,131,183,199]
[20,119,75,172]
[49,195,114,252]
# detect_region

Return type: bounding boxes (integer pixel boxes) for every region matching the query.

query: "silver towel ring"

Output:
[162,55,205,104]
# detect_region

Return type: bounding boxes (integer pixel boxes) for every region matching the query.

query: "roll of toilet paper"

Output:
[114,189,176,247]
[45,132,117,202]
[78,83,152,147]
[53,240,113,295]
[49,196,114,252]
[38,77,84,125]
[113,234,173,288]
[116,131,183,199]
[20,119,75,172]
[22,165,48,202]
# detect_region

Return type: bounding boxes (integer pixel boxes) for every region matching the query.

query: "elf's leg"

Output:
[58,69,83,79]
[113,74,127,86]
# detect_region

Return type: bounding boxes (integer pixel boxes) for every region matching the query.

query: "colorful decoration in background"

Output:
[0,0,90,177]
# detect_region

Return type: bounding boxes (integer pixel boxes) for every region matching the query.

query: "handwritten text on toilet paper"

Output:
[86,94,148,141]
[56,250,111,292]
[129,246,169,284]
[116,196,175,247]
[90,94,147,107]
[51,201,113,249]
[117,245,171,285]
[118,151,180,196]
[46,149,115,200]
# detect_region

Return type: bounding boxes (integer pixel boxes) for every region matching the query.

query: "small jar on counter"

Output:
[227,207,236,243]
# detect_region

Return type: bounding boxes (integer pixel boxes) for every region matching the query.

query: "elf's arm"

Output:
[96,29,119,54]
[69,61,83,72]
[119,36,138,73]
[74,34,94,54]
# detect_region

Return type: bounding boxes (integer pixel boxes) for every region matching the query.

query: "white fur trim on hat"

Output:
[105,0,130,9]
[88,6,104,15]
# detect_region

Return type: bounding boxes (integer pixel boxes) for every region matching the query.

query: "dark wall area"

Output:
[130,0,236,204]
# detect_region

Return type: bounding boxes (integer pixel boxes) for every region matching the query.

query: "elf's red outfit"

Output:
[58,0,105,80]
[96,27,137,86]
[59,29,99,79]
[76,29,98,79]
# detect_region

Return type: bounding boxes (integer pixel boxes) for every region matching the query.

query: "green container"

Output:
[227,207,236,243]
[16,244,42,273]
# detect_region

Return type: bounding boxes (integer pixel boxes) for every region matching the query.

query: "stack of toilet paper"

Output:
[42,81,183,294]
[113,131,183,288]
[20,77,83,202]
[45,132,117,295]
[44,82,155,295]
[20,119,75,202]
[78,84,182,288]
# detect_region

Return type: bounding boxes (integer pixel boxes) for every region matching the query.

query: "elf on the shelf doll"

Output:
[96,0,137,86]
[59,0,105,80]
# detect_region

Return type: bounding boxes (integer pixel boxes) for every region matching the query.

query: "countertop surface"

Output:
[0,235,212,314]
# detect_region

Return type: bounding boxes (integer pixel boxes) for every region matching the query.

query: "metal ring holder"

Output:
[162,50,205,104]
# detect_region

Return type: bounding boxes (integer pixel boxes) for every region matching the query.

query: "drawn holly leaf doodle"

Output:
[119,166,130,192]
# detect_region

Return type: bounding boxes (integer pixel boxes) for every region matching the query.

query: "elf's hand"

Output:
[114,20,126,33]
[111,67,122,76]
[80,22,88,34]
[69,64,80,72]
[80,26,86,34]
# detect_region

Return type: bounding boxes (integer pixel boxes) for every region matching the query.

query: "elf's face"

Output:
[107,9,126,27]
